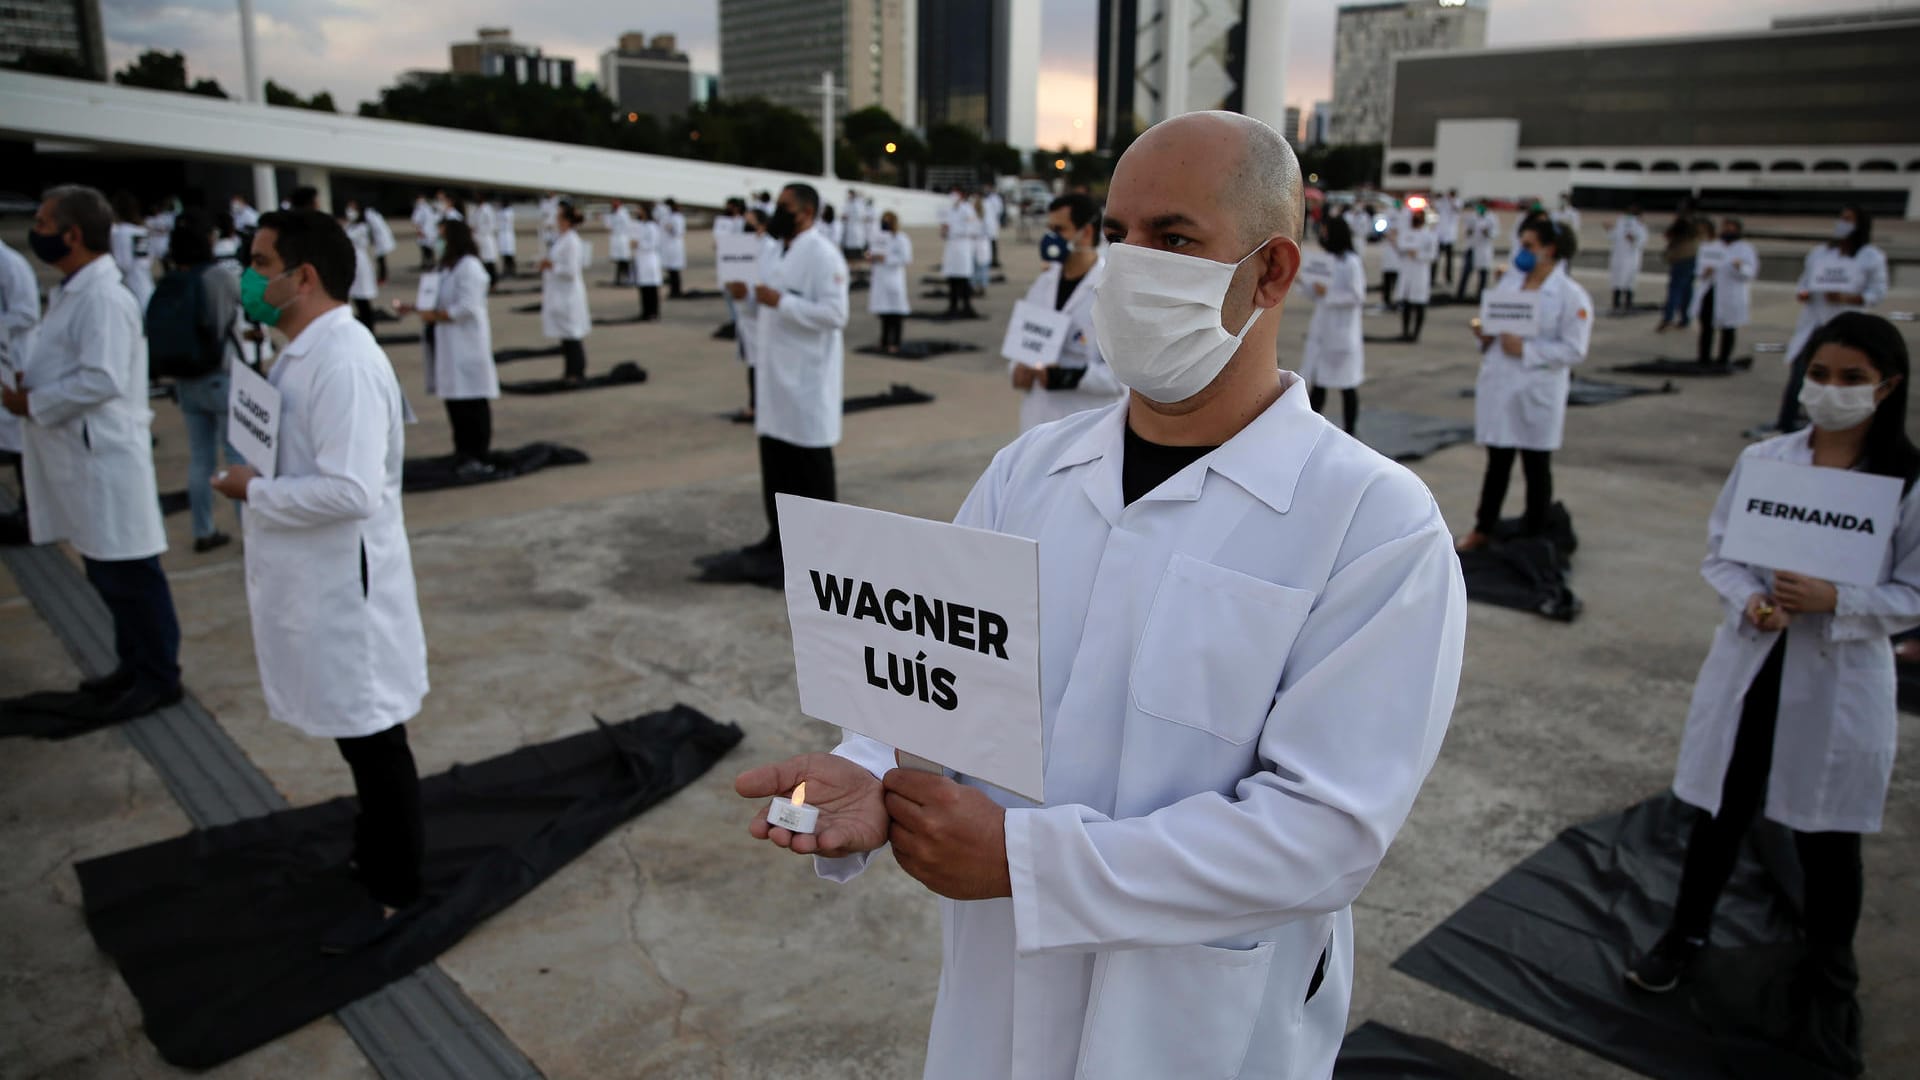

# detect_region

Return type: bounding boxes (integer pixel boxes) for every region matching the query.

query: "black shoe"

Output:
[192,531,231,554]
[1625,931,1703,993]
[79,668,136,698]
[88,682,184,723]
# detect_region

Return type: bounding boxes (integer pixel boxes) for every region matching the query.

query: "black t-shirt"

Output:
[1054,270,1085,312]
[1122,423,1217,506]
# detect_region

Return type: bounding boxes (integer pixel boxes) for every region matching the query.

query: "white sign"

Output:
[716,233,762,286]
[1478,290,1541,338]
[778,495,1044,801]
[1720,459,1900,587]
[226,360,281,480]
[1298,253,1336,301]
[415,271,440,312]
[999,300,1074,369]
[1695,244,1728,276]
[1810,259,1864,295]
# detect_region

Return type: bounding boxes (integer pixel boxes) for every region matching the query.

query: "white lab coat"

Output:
[1608,216,1648,291]
[230,202,260,232]
[110,222,155,312]
[843,197,870,250]
[1436,197,1461,246]
[472,202,499,265]
[820,377,1466,1080]
[866,231,914,316]
[1391,227,1439,305]
[1300,250,1368,391]
[972,210,994,273]
[941,202,979,279]
[1550,206,1582,234]
[365,209,398,258]
[606,207,634,261]
[495,206,517,258]
[411,201,437,247]
[20,255,166,560]
[1014,257,1123,432]
[347,221,378,301]
[733,234,784,368]
[632,220,664,287]
[0,238,38,454]
[538,197,560,247]
[982,192,1005,236]
[424,256,498,401]
[1672,432,1920,833]
[1465,212,1498,270]
[242,305,427,739]
[664,212,688,272]
[753,227,849,448]
[145,213,174,266]
[1689,238,1759,329]
[541,229,591,341]
[1785,244,1891,363]
[1473,265,1594,452]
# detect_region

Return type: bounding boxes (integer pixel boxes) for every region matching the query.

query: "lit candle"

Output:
[767,781,819,834]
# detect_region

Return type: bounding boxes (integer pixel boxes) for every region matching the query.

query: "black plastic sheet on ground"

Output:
[1459,503,1582,622]
[500,361,648,395]
[905,309,989,322]
[1333,1021,1524,1080]
[1613,357,1755,377]
[401,442,589,492]
[509,301,542,314]
[1391,792,1860,1080]
[75,705,742,1069]
[0,688,130,739]
[1353,409,1476,463]
[493,345,564,363]
[854,341,981,361]
[373,332,422,347]
[844,384,935,412]
[921,272,1006,286]
[1460,377,1678,407]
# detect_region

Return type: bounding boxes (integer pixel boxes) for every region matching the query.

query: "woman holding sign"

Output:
[1300,217,1368,434]
[1456,219,1592,553]
[1626,313,1919,1074]
[410,220,498,476]
[866,211,913,356]
[1007,193,1120,432]
[1775,207,1891,434]
[1688,217,1759,368]
[539,202,592,385]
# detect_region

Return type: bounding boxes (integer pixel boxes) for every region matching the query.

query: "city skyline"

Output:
[100,0,1844,152]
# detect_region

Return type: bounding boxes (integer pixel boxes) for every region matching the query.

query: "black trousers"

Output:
[352,298,375,332]
[1669,636,1865,949]
[1401,302,1427,342]
[501,254,517,277]
[1308,386,1360,435]
[482,261,497,288]
[756,435,836,551]
[879,313,904,350]
[444,398,492,462]
[335,724,425,909]
[638,285,661,321]
[1475,446,1552,534]
[1438,242,1454,284]
[1381,270,1398,304]
[1696,288,1736,364]
[1776,349,1812,433]
[667,269,683,298]
[745,365,756,410]
[614,259,631,286]
[83,556,181,696]
[1612,287,1637,311]
[418,244,434,268]
[991,238,1000,268]
[560,338,587,380]
[376,255,388,282]
[946,277,974,314]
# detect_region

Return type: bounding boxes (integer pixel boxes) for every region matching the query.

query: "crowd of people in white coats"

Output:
[0,108,1912,1073]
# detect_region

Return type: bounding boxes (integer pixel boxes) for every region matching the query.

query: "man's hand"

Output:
[1500,333,1525,358]
[1011,363,1039,391]
[1745,592,1791,631]
[883,769,1011,901]
[727,281,749,301]
[1,374,26,417]
[1773,571,1838,615]
[753,284,783,308]
[210,464,259,500]
[736,752,888,858]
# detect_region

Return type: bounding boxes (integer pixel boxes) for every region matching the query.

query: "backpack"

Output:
[146,265,225,378]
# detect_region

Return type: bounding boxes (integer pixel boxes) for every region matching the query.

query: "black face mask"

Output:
[767,207,797,240]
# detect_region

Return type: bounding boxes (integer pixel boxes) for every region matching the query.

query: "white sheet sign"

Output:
[1478,290,1541,337]
[778,494,1044,800]
[1695,245,1728,275]
[1810,259,1864,295]
[226,360,281,480]
[999,300,1073,369]
[1298,253,1336,301]
[414,271,440,312]
[716,233,762,286]
[1720,458,1900,586]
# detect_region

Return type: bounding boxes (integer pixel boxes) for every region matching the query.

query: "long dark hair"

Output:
[1519,216,1575,262]
[1322,216,1354,256]
[1835,204,1872,257]
[439,218,480,268]
[168,209,216,267]
[1808,311,1920,489]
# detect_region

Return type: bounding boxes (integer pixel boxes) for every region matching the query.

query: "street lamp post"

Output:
[237,0,276,209]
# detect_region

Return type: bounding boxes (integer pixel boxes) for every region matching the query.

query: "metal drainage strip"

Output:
[0,501,542,1080]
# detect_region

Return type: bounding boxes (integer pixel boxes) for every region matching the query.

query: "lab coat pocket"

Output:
[1131,555,1314,745]
[1076,941,1276,1080]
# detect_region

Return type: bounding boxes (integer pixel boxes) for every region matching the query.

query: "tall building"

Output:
[917,0,1038,146]
[600,33,693,122]
[718,0,916,127]
[1306,99,1332,146]
[0,0,106,79]
[1330,0,1486,145]
[1282,105,1302,145]
[1095,0,1288,152]
[450,27,576,89]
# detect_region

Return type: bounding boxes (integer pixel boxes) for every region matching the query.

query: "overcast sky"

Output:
[104,0,1837,149]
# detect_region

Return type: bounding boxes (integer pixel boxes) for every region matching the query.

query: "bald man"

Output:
[737,112,1466,1079]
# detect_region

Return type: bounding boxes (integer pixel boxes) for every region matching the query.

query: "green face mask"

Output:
[240,266,292,326]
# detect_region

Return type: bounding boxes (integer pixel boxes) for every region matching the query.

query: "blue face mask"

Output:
[1512,249,1538,273]
[1039,231,1070,263]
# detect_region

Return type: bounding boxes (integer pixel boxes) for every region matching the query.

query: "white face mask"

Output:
[1091,238,1272,404]
[1832,218,1854,239]
[1799,380,1880,431]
